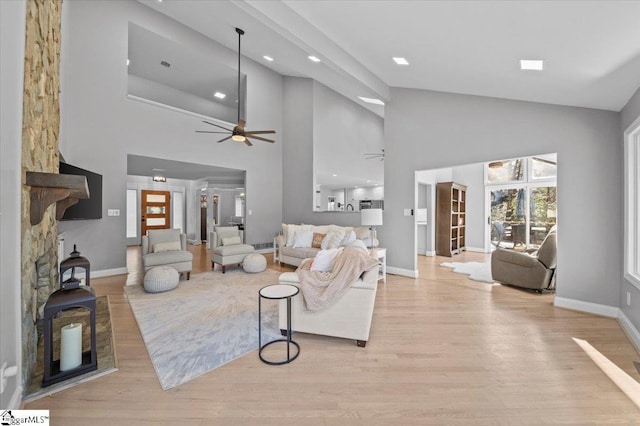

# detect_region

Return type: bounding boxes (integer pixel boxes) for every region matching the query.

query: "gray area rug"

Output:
[441,261,495,283]
[125,268,282,390]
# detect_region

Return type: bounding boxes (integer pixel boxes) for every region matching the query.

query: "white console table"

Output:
[371,247,386,283]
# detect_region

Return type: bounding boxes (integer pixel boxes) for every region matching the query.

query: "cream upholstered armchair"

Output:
[210,226,255,273]
[491,226,557,292]
[142,228,193,279]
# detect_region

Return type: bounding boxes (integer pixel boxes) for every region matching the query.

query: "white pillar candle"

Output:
[60,323,82,371]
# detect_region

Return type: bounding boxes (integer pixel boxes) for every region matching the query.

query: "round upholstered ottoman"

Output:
[243,253,267,273]
[144,266,180,293]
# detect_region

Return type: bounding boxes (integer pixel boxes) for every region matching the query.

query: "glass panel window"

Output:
[487,158,525,183]
[146,194,166,203]
[490,188,526,248]
[531,154,557,180]
[146,206,165,214]
[529,186,557,246]
[147,218,166,226]
[172,192,184,233]
[126,189,137,238]
[625,123,640,288]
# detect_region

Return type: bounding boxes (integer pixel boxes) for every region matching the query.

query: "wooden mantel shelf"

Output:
[26,171,89,225]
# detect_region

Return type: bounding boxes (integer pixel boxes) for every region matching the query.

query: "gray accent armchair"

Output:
[491,226,557,292]
[142,228,193,279]
[210,226,254,273]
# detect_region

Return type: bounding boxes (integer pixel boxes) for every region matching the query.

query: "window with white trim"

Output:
[624,117,640,289]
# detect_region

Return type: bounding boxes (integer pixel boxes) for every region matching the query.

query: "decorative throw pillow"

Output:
[312,232,326,248]
[311,248,343,272]
[292,230,314,248]
[348,239,368,250]
[354,226,370,240]
[340,230,356,246]
[321,230,345,250]
[216,226,240,239]
[222,236,242,246]
[153,241,181,253]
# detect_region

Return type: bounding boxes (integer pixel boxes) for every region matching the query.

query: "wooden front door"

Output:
[141,190,170,236]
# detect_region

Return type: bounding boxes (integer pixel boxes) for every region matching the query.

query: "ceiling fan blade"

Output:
[203,120,233,132]
[196,131,230,134]
[244,138,253,147]
[246,134,274,143]
[217,135,232,143]
[245,130,276,135]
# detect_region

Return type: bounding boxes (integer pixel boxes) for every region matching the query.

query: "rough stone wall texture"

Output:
[20,0,62,389]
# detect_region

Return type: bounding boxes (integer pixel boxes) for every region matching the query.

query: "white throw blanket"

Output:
[296,246,380,311]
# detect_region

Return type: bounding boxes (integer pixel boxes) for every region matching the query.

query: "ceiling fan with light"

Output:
[364,149,384,161]
[196,28,275,147]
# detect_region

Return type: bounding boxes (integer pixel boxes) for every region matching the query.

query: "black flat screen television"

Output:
[59,162,103,220]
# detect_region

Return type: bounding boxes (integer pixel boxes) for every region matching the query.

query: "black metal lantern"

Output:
[42,246,97,387]
[59,244,90,289]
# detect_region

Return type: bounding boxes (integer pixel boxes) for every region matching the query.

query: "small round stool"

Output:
[243,253,267,273]
[144,266,179,293]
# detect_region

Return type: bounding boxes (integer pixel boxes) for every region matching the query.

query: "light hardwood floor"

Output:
[25,245,640,424]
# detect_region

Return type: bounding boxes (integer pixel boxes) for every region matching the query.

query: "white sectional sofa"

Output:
[278,265,380,347]
[275,223,377,267]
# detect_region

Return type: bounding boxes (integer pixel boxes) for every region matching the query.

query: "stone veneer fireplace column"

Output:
[20,0,63,389]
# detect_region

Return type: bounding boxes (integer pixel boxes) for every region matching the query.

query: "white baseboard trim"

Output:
[554,296,619,318]
[69,267,129,280]
[423,251,436,257]
[92,267,129,278]
[9,385,22,409]
[387,266,418,278]
[255,248,272,254]
[554,297,640,353]
[466,246,487,253]
[187,239,202,245]
[617,310,640,353]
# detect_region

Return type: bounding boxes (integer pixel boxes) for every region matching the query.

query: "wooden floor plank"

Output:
[24,245,640,424]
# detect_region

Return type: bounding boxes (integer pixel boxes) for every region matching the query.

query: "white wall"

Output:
[58,1,283,271]
[386,88,622,308]
[0,0,25,409]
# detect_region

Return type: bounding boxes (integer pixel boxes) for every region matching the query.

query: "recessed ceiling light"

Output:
[308,55,321,63]
[214,92,226,99]
[127,59,130,66]
[151,168,166,172]
[358,96,385,106]
[393,57,409,65]
[520,59,544,71]
[332,174,337,177]
[263,55,274,62]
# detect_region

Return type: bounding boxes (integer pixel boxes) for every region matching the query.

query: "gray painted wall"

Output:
[283,77,384,228]
[620,86,640,331]
[0,0,25,408]
[621,86,640,130]
[385,88,622,308]
[58,1,283,271]
[451,162,485,250]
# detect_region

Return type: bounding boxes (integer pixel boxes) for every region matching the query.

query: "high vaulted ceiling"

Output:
[140,0,640,115]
